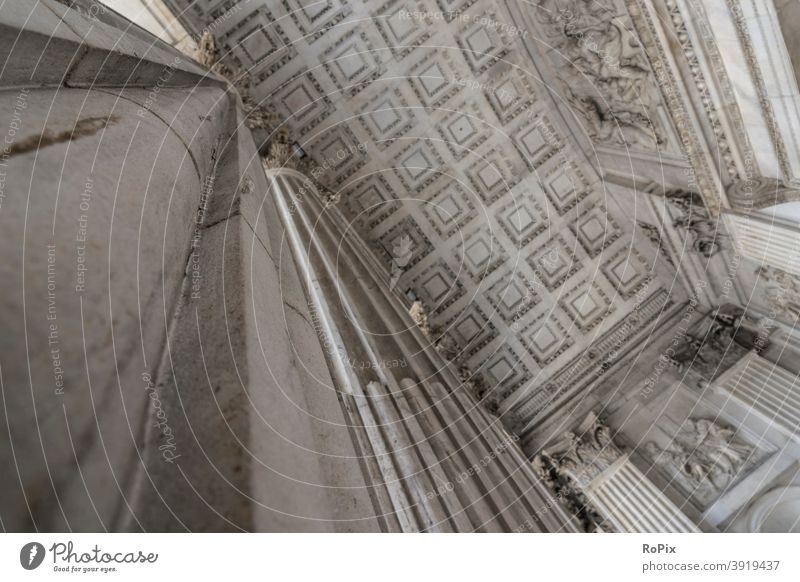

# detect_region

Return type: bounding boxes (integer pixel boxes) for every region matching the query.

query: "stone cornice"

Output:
[622,0,725,215]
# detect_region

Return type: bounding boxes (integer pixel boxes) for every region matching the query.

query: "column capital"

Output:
[539,413,624,488]
[532,413,622,532]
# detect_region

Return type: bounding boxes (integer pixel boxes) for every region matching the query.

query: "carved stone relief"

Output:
[532,413,621,532]
[756,265,800,325]
[541,416,621,487]
[662,188,724,258]
[667,304,770,385]
[636,221,675,267]
[645,418,759,507]
[195,32,280,133]
[532,452,614,533]
[620,0,721,214]
[531,0,667,150]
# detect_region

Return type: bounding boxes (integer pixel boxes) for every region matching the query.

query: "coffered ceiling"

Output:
[166,0,692,427]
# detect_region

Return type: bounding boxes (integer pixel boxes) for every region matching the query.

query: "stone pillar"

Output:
[0,0,379,533]
[724,210,800,275]
[266,167,577,532]
[587,455,699,533]
[535,413,698,532]
[0,0,229,532]
[713,351,800,442]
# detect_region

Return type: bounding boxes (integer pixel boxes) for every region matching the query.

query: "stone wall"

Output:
[0,0,378,532]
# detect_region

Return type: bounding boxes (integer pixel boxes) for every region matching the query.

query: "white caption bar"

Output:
[1,533,798,581]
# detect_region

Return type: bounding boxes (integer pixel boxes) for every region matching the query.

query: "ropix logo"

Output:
[20,542,46,570]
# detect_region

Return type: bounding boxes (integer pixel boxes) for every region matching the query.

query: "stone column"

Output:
[265,167,577,532]
[724,210,800,276]
[713,351,800,442]
[534,413,698,532]
[0,0,381,533]
[587,455,699,533]
[0,0,230,532]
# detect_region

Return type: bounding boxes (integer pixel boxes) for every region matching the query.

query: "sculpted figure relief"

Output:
[667,305,770,384]
[664,189,723,258]
[756,265,800,324]
[533,0,666,149]
[646,418,757,506]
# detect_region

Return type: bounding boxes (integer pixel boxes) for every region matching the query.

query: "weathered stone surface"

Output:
[0,85,217,530]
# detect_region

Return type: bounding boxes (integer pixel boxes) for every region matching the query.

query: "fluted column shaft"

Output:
[267,168,576,532]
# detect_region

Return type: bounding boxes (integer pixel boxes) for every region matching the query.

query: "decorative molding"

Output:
[636,221,675,267]
[513,289,672,434]
[196,32,315,180]
[195,32,279,132]
[724,0,793,183]
[622,0,722,215]
[539,413,623,487]
[281,0,352,43]
[262,127,311,173]
[663,0,742,181]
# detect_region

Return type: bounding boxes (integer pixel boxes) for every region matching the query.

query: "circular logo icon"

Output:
[20,542,45,570]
